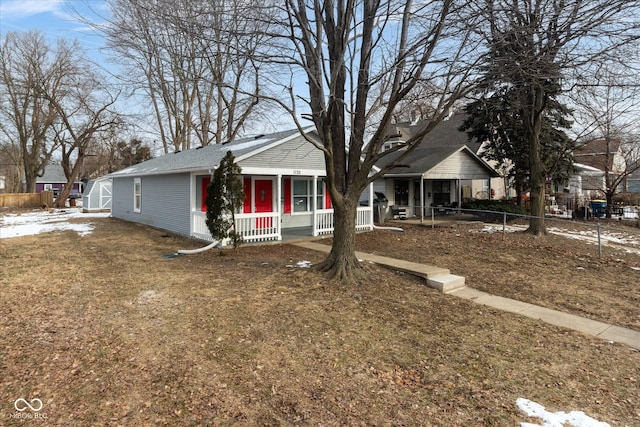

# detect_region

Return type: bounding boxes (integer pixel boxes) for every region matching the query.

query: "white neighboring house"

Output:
[371,114,500,219]
[567,139,628,199]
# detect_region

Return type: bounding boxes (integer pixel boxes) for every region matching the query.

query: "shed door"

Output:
[100,182,112,209]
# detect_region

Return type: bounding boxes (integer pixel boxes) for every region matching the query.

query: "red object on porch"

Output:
[201,177,211,212]
[243,178,251,214]
[283,178,292,214]
[325,182,332,209]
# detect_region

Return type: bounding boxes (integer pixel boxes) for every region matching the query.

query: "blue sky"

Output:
[0,0,109,66]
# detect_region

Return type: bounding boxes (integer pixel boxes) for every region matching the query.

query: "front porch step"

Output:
[427,274,466,293]
[293,241,465,293]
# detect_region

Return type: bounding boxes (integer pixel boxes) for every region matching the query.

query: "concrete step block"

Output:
[427,274,466,293]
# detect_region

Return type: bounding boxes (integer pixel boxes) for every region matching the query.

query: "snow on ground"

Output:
[0,208,110,239]
[472,223,640,255]
[517,398,610,427]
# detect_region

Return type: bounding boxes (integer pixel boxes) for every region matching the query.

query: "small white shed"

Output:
[82,177,112,213]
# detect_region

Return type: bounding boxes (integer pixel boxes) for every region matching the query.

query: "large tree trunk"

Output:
[23,168,38,193]
[526,118,547,236]
[316,198,364,284]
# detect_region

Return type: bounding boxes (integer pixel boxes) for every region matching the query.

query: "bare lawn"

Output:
[1,216,639,425]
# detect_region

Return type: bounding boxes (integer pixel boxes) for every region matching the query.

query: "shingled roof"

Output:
[108,128,306,177]
[385,113,482,154]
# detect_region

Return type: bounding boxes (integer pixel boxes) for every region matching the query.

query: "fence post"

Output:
[502,211,507,239]
[431,206,435,229]
[597,223,602,258]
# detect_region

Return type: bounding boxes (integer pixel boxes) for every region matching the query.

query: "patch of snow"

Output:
[517,398,610,427]
[296,260,312,268]
[0,208,110,239]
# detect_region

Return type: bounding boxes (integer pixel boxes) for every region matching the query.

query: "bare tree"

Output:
[44,72,122,208]
[100,0,266,152]
[0,31,74,192]
[263,0,483,282]
[572,64,640,217]
[475,0,640,235]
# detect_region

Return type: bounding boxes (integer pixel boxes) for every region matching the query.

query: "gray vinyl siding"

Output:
[425,151,491,180]
[281,213,313,228]
[240,136,325,170]
[112,173,191,237]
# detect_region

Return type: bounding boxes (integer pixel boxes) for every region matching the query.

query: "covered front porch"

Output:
[190,173,374,244]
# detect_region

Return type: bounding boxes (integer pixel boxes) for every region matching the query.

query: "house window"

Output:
[433,180,450,205]
[134,177,141,212]
[394,180,409,205]
[44,184,52,191]
[293,179,312,213]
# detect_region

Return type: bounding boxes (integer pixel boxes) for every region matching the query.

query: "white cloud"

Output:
[0,0,65,19]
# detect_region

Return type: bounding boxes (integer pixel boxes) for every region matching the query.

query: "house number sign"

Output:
[292,170,302,175]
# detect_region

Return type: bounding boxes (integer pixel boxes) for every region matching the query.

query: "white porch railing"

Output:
[314,207,373,236]
[192,211,281,243]
[193,207,372,243]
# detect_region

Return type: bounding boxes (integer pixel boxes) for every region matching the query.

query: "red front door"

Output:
[254,179,273,228]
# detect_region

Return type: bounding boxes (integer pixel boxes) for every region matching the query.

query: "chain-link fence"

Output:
[382,204,640,258]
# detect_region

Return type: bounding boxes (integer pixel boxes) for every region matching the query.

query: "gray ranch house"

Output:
[109,128,375,244]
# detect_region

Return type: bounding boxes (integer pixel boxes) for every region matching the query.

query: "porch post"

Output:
[189,173,196,237]
[312,175,318,236]
[276,174,282,240]
[369,182,374,229]
[457,179,461,213]
[420,176,425,223]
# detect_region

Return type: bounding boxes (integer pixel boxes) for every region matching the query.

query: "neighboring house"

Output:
[627,171,640,194]
[36,164,83,196]
[82,177,112,213]
[108,128,374,244]
[566,139,626,199]
[373,115,500,219]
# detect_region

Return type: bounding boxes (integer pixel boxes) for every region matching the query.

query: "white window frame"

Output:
[291,178,312,214]
[133,177,141,213]
[44,184,52,191]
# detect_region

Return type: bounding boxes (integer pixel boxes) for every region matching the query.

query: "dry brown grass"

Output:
[1,216,639,426]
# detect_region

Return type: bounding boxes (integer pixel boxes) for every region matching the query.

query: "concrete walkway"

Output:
[293,241,640,351]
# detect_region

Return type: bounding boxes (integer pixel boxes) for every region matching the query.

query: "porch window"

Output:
[433,180,450,206]
[134,177,141,212]
[394,179,409,205]
[293,179,312,212]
